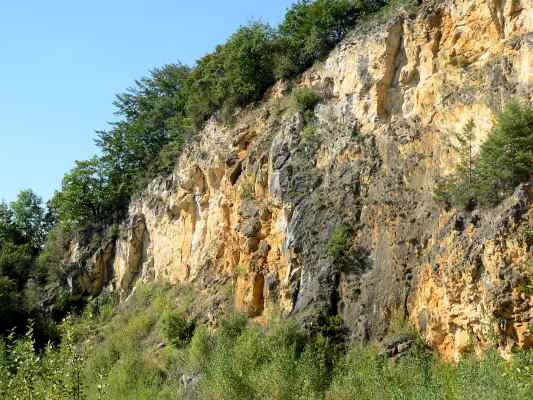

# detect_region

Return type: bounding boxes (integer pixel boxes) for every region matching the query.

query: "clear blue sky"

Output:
[0,0,294,203]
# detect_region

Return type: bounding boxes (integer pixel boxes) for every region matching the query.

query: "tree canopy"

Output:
[0,190,57,339]
[435,101,533,208]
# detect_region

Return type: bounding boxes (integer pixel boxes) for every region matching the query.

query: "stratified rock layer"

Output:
[70,0,532,360]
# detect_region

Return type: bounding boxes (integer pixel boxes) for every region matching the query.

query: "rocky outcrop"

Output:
[72,0,532,360]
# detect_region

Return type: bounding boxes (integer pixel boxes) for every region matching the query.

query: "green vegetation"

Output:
[292,86,322,113]
[0,191,67,345]
[327,225,351,260]
[518,278,533,296]
[435,102,533,208]
[186,23,276,128]
[162,311,195,348]
[0,283,531,400]
[292,86,322,140]
[275,0,366,78]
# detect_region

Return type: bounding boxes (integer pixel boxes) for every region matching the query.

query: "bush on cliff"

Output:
[435,101,533,208]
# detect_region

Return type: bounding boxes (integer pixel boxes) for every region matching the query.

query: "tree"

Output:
[455,119,476,186]
[0,276,21,333]
[476,101,533,204]
[0,191,51,337]
[0,201,19,244]
[0,242,34,288]
[435,102,533,208]
[436,119,478,208]
[53,157,115,227]
[186,22,275,127]
[275,0,363,79]
[10,190,48,250]
[96,63,191,195]
[219,22,276,106]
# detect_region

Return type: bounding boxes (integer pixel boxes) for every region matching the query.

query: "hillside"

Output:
[0,0,532,398]
[67,0,533,361]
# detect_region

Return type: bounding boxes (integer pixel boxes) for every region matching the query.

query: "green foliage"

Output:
[327,225,351,260]
[218,312,248,341]
[198,319,332,400]
[53,157,118,227]
[0,321,86,400]
[187,325,213,371]
[327,345,533,400]
[186,22,275,128]
[302,124,318,141]
[291,87,322,140]
[162,311,195,348]
[292,86,321,113]
[0,277,21,333]
[434,119,478,209]
[517,278,533,296]
[1,283,532,400]
[0,190,60,340]
[239,181,255,200]
[476,101,533,203]
[275,0,367,79]
[523,228,533,241]
[435,102,533,208]
[10,189,52,250]
[97,63,191,187]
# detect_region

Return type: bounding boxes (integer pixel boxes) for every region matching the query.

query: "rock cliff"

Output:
[69,0,532,361]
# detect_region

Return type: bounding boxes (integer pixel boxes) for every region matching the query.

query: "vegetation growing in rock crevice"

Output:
[327,225,351,260]
[435,101,533,209]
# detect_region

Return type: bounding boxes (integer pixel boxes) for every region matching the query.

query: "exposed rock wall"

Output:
[72,0,532,360]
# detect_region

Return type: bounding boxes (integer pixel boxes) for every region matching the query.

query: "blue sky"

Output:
[0,0,294,203]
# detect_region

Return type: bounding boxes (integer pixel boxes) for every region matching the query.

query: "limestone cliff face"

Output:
[70,0,532,361]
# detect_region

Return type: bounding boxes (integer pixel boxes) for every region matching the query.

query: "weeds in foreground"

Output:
[1,282,532,400]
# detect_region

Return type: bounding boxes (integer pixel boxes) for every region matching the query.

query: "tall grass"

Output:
[1,282,531,399]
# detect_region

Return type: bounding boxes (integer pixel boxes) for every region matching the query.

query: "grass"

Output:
[1,282,532,400]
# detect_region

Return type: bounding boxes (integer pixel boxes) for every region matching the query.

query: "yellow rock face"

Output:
[73,0,532,360]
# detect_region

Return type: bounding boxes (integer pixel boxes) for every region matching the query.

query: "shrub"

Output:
[2,283,533,400]
[162,311,195,348]
[517,278,533,296]
[218,313,248,341]
[476,101,533,202]
[327,225,350,260]
[0,276,21,334]
[292,87,321,113]
[188,326,213,371]
[302,124,318,141]
[239,181,255,200]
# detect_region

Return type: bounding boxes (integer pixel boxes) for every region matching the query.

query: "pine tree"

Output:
[454,118,476,187]
[434,102,533,208]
